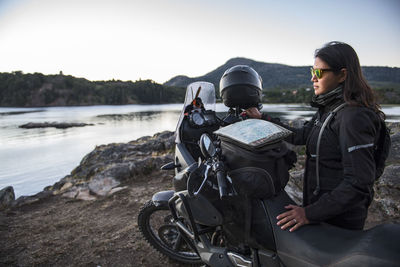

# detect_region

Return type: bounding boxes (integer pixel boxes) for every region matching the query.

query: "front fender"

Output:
[152,190,175,207]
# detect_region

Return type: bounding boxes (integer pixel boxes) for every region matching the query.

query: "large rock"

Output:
[49,131,175,200]
[0,186,15,210]
[69,131,175,182]
[11,190,53,208]
[286,170,303,205]
[387,122,400,135]
[88,176,120,196]
[368,165,400,224]
[387,132,400,164]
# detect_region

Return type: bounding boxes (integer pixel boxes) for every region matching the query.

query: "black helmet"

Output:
[219,65,262,109]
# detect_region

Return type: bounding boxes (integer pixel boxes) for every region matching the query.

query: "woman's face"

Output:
[311,57,345,95]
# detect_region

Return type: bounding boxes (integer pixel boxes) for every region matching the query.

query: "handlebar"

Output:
[213,161,228,200]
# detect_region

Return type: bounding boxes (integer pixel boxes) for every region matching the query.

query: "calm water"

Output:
[1,104,400,197]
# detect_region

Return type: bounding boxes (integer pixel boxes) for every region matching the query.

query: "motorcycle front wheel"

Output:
[138,200,202,265]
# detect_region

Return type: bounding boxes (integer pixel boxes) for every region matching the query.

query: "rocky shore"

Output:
[0,131,180,267]
[1,131,176,208]
[0,122,399,266]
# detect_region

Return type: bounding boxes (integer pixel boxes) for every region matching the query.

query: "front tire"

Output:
[138,200,202,265]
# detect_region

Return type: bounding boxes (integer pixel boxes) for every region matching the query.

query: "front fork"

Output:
[151,191,254,267]
[167,192,238,267]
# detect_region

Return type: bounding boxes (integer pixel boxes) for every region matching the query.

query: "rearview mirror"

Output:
[199,134,216,158]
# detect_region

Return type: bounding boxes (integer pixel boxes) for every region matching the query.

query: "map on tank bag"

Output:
[214,119,292,148]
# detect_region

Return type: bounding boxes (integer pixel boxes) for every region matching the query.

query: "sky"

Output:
[0,0,399,83]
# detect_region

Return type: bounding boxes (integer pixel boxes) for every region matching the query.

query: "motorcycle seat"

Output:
[264,191,400,267]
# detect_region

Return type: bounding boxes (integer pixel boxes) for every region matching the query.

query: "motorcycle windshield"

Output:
[183,81,216,111]
[175,81,216,143]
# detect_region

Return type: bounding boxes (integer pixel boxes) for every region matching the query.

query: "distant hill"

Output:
[164,57,400,91]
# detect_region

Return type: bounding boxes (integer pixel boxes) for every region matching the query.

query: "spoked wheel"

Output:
[138,200,202,265]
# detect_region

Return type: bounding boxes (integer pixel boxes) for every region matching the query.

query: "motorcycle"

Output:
[138,81,400,266]
[138,81,221,265]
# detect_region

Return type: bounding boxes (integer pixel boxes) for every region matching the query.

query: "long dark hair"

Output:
[315,41,384,118]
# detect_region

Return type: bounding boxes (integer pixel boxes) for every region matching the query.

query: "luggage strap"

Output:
[245,197,252,243]
[314,103,347,196]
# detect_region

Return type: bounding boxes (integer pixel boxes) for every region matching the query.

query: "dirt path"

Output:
[0,171,188,267]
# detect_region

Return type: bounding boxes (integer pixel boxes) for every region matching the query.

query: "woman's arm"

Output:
[245,107,317,145]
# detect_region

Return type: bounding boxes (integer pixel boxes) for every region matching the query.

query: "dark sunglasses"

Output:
[310,67,334,79]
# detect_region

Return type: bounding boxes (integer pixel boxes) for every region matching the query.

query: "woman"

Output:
[246,41,385,231]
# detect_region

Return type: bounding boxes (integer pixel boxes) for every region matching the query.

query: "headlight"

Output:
[190,111,205,127]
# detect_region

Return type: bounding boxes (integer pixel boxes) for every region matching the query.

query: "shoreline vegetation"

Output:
[0,71,186,107]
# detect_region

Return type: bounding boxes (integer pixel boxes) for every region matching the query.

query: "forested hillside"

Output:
[0,71,185,107]
[164,57,400,104]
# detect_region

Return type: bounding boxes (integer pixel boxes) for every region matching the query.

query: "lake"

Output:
[1,103,400,198]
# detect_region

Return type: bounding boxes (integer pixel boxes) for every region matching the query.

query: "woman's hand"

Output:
[245,107,262,119]
[276,205,310,232]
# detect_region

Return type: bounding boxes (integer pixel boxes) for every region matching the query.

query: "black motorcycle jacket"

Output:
[267,101,381,230]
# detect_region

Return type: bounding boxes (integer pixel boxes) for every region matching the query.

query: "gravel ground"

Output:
[0,171,188,267]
